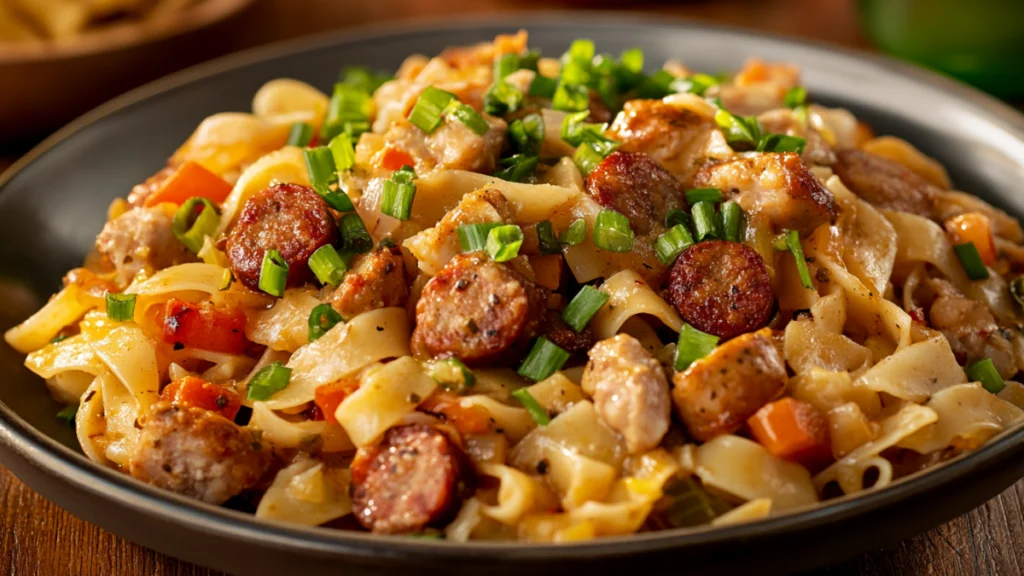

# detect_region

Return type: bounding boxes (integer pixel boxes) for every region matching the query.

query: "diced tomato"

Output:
[379,147,415,172]
[419,392,492,436]
[143,161,233,207]
[162,298,248,354]
[161,376,241,420]
[747,397,831,469]
[944,212,997,266]
[314,378,360,424]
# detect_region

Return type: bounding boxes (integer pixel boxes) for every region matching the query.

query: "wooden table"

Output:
[2,0,1022,574]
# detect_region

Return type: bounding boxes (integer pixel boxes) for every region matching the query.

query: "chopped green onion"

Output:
[339,213,372,254]
[392,165,415,185]
[512,388,551,426]
[561,110,606,147]
[771,234,789,252]
[675,323,720,371]
[486,224,524,262]
[303,146,337,196]
[536,221,560,255]
[308,245,348,286]
[552,82,590,112]
[655,224,695,265]
[494,154,539,183]
[50,335,69,344]
[665,209,692,230]
[633,69,675,99]
[967,357,1006,394]
[685,187,724,205]
[457,223,502,252]
[720,201,744,243]
[691,201,720,241]
[593,209,634,253]
[566,39,595,62]
[56,404,78,428]
[649,477,730,529]
[323,190,355,212]
[528,75,558,99]
[286,122,314,147]
[220,269,233,291]
[620,48,644,74]
[756,134,807,154]
[328,133,355,172]
[484,80,524,116]
[518,337,570,383]
[573,142,604,177]
[408,86,456,133]
[246,361,292,401]
[784,86,807,109]
[443,100,489,135]
[259,249,289,297]
[340,66,392,94]
[382,167,416,220]
[105,293,136,322]
[793,105,809,125]
[431,357,475,392]
[494,53,519,81]
[953,242,990,280]
[560,219,586,246]
[562,285,610,333]
[785,230,814,289]
[1010,277,1024,309]
[509,113,544,155]
[671,73,720,96]
[326,83,370,125]
[340,120,371,139]
[715,109,761,148]
[172,197,220,254]
[308,303,343,342]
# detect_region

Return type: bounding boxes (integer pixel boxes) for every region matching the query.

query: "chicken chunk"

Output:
[757,108,836,167]
[927,279,1018,378]
[608,99,720,182]
[95,204,197,285]
[582,334,671,454]
[329,248,409,320]
[380,113,507,176]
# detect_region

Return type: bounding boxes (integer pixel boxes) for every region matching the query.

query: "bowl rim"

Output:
[0,0,254,64]
[2,10,1024,561]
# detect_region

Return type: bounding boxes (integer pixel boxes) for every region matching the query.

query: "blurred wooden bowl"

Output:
[0,0,255,145]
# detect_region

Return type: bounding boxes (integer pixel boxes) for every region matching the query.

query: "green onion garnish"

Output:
[562,285,610,333]
[715,108,761,149]
[56,404,77,428]
[259,249,289,297]
[328,133,355,172]
[457,222,502,252]
[431,357,475,392]
[303,146,337,196]
[756,134,807,154]
[443,100,489,136]
[665,209,692,230]
[338,213,372,254]
[509,114,545,155]
[593,209,634,253]
[246,361,293,401]
[325,84,370,133]
[50,335,69,345]
[784,86,807,109]
[520,50,540,72]
[573,141,605,177]
[691,201,720,241]
[382,166,416,220]
[340,66,392,94]
[528,75,558,99]
[172,197,220,254]
[784,230,814,289]
[966,357,1006,394]
[308,303,342,342]
[486,225,524,262]
[518,337,570,382]
[286,122,314,147]
[953,242,990,280]
[633,69,675,99]
[671,73,720,96]
[620,47,643,73]
[685,187,724,205]
[512,388,551,426]
[308,244,348,286]
[655,224,695,265]
[675,323,720,371]
[494,154,539,183]
[484,80,524,115]
[105,293,136,322]
[649,477,730,529]
[408,86,457,133]
[560,219,586,246]
[561,110,605,147]
[536,221,560,255]
[720,201,744,243]
[552,82,590,112]
[495,53,519,80]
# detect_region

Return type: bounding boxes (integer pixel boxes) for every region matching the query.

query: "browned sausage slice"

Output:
[585,151,687,235]
[540,308,595,354]
[832,148,938,218]
[350,423,471,534]
[671,328,786,441]
[411,252,547,364]
[665,240,773,340]
[225,183,337,290]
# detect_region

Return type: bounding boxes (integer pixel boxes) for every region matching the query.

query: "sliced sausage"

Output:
[665,240,773,340]
[128,402,271,504]
[671,328,786,441]
[692,152,837,234]
[608,99,719,182]
[411,252,547,364]
[832,148,938,218]
[96,204,198,285]
[585,151,687,235]
[582,334,671,454]
[350,423,471,534]
[225,183,336,291]
[541,309,595,355]
[329,248,409,320]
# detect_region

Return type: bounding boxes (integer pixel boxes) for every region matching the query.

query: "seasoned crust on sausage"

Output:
[665,241,774,340]
[832,149,938,218]
[585,151,687,235]
[411,252,547,364]
[541,309,595,355]
[128,402,270,504]
[692,152,837,234]
[96,204,198,285]
[671,328,786,441]
[225,183,336,291]
[329,248,409,320]
[350,423,471,534]
[608,99,719,182]
[582,334,671,454]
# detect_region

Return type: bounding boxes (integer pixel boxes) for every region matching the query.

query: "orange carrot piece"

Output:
[143,161,233,207]
[161,376,241,420]
[314,378,360,424]
[419,392,492,436]
[379,148,415,172]
[528,254,564,291]
[748,397,831,467]
[944,212,997,266]
[161,298,248,354]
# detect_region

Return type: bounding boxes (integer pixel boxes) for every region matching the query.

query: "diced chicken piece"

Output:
[716,58,801,116]
[832,149,939,218]
[757,108,836,167]
[329,248,409,320]
[927,279,1018,378]
[378,114,506,176]
[692,152,837,234]
[582,334,671,454]
[608,99,720,183]
[95,204,197,285]
[671,328,787,441]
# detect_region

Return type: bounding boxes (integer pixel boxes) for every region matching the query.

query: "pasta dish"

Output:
[6,31,1024,541]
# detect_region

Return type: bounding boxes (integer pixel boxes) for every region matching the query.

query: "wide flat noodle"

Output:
[5,284,92,354]
[853,337,965,403]
[590,270,683,339]
[335,356,437,447]
[255,458,352,526]
[694,435,818,511]
[898,383,1024,453]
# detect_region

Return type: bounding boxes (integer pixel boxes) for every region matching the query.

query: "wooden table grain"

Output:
[2,0,1023,574]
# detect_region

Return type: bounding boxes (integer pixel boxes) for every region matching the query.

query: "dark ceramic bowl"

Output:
[2,13,1023,576]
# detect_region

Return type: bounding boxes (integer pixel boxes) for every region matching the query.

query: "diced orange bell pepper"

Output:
[314,377,361,424]
[379,148,415,172]
[944,212,997,266]
[419,392,492,436]
[161,376,241,420]
[161,298,248,354]
[748,397,831,468]
[143,161,233,207]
